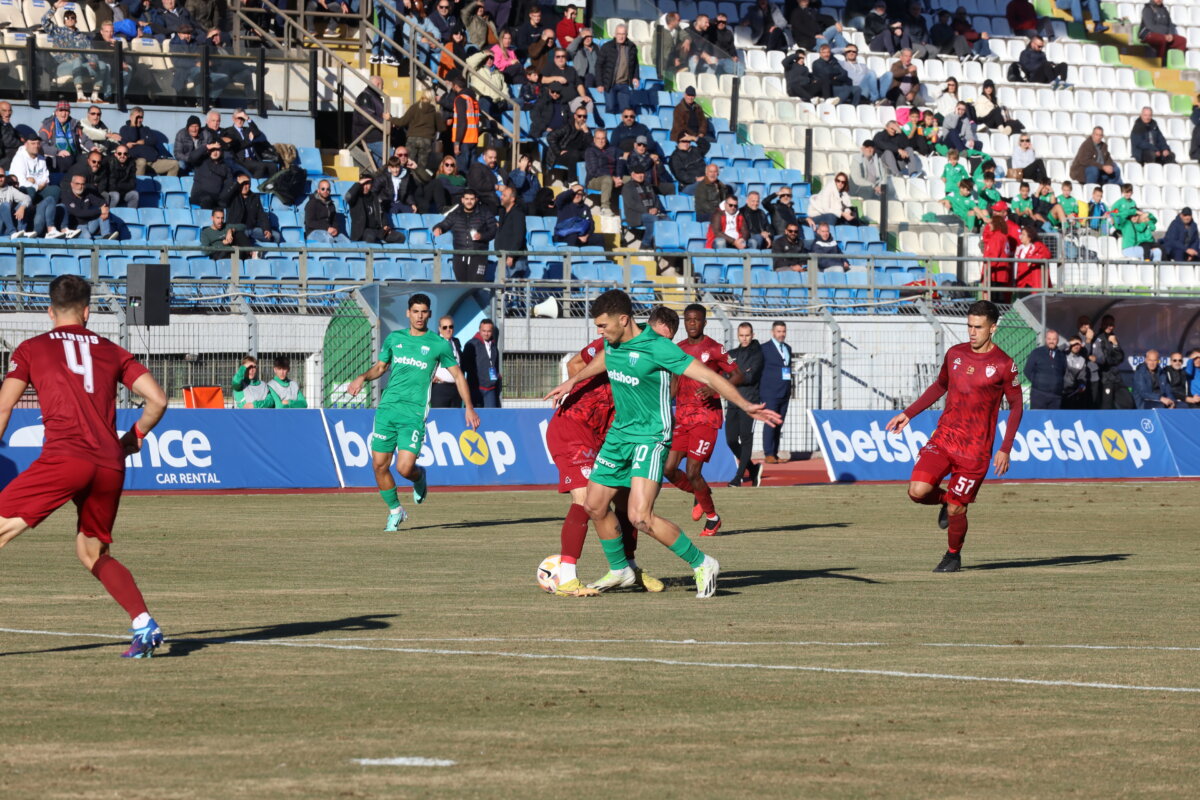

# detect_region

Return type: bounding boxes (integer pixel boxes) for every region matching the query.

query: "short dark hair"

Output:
[647,305,679,336]
[461,189,478,199]
[772,320,787,329]
[387,156,402,168]
[591,288,633,319]
[273,356,291,370]
[49,275,90,313]
[967,300,1000,324]
[409,293,432,309]
[738,322,754,332]
[684,303,706,317]
[479,317,495,327]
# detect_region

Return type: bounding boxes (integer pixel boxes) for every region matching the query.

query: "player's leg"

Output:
[934,465,986,573]
[0,515,30,550]
[369,411,409,529]
[909,444,953,526]
[74,465,163,658]
[393,418,429,505]
[662,440,695,496]
[684,425,721,534]
[613,487,663,593]
[581,478,636,591]
[626,473,720,599]
[555,485,598,596]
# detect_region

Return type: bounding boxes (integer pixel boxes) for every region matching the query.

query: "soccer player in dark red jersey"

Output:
[0,275,168,656]
[543,307,679,597]
[886,300,1024,573]
[663,304,742,536]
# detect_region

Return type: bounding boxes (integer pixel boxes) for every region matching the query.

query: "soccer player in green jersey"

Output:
[348,293,480,531]
[545,290,782,598]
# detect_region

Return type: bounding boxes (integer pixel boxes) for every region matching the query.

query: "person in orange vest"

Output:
[450,76,481,173]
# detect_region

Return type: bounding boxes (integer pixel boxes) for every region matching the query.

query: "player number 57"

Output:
[62,340,94,394]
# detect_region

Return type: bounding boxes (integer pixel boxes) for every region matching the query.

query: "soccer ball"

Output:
[536,555,562,593]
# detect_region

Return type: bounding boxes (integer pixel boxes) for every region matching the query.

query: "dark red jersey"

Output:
[7,324,148,468]
[905,341,1023,463]
[554,337,615,435]
[675,335,737,428]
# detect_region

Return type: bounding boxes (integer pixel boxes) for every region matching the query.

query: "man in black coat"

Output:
[190,144,233,209]
[345,175,406,243]
[430,315,466,408]
[432,189,497,281]
[727,322,764,486]
[0,101,23,170]
[223,174,276,244]
[373,154,423,216]
[595,23,640,115]
[494,185,528,277]
[103,145,139,208]
[1023,329,1067,409]
[668,137,705,192]
[303,179,351,243]
[765,188,802,236]
[463,318,502,408]
[466,146,510,214]
[783,49,819,101]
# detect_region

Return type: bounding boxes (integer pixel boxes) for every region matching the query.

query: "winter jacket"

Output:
[584,143,621,182]
[345,180,391,241]
[547,123,590,157]
[1140,1,1177,37]
[694,178,731,218]
[668,147,705,187]
[1133,363,1172,408]
[706,209,748,248]
[567,36,600,82]
[1163,215,1200,260]
[104,152,138,195]
[1069,137,1116,183]
[224,189,270,232]
[1130,118,1169,157]
[435,205,496,250]
[38,116,90,160]
[811,55,851,87]
[530,92,571,137]
[596,38,639,89]
[352,85,386,145]
[190,156,232,207]
[808,234,846,270]
[671,100,709,142]
[303,191,343,236]
[61,188,106,225]
[621,179,660,222]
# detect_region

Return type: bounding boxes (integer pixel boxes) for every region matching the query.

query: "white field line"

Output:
[351,757,455,767]
[2,628,1199,694]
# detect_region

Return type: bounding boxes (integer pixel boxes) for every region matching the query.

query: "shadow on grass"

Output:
[646,566,882,595]
[405,516,562,532]
[721,521,852,536]
[0,613,398,659]
[966,553,1134,571]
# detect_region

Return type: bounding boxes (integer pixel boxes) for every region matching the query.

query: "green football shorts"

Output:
[588,434,668,488]
[370,406,426,455]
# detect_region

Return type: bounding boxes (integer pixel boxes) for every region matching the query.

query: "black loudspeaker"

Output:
[127,262,170,326]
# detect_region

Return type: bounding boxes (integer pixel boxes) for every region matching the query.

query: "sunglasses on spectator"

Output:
[442,161,455,168]
[716,18,727,24]
[779,192,792,198]
[786,227,799,233]
[1020,138,1030,143]
[319,186,330,192]
[88,111,100,116]
[440,324,454,329]
[622,113,634,119]
[395,151,408,158]
[115,150,128,156]
[574,113,588,118]
[88,158,101,164]
[845,49,857,54]
[1171,358,1183,363]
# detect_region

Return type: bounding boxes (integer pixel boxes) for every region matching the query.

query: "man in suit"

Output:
[222,109,272,179]
[463,318,502,408]
[760,320,793,463]
[430,315,466,408]
[1023,329,1066,409]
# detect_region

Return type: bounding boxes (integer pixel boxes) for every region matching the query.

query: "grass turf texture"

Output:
[1,484,1198,799]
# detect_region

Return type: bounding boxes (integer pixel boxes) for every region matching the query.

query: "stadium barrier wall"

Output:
[808,410,1189,482]
[0,409,735,491]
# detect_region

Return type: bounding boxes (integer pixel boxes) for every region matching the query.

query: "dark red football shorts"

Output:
[670,422,719,464]
[0,455,125,542]
[911,444,988,506]
[546,416,603,493]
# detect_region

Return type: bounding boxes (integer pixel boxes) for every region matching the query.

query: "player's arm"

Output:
[348,360,389,395]
[993,376,1025,477]
[886,359,949,433]
[697,362,742,398]
[565,352,587,378]
[118,372,168,456]
[445,363,481,430]
[0,375,28,441]
[680,360,781,427]
[544,350,606,402]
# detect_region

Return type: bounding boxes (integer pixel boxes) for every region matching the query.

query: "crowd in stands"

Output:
[1023,318,1200,410]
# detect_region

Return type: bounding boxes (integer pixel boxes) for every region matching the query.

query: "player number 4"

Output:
[62,340,94,394]
[952,476,976,496]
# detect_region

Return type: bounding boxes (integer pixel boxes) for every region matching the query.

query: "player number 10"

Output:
[62,340,94,394]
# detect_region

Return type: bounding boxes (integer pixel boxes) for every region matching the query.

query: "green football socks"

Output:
[600,536,630,571]
[380,487,400,510]
[669,532,707,569]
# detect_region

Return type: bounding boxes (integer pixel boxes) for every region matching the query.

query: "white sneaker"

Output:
[62,228,81,239]
[587,567,637,592]
[9,231,23,240]
[693,555,720,599]
[44,229,64,239]
[827,96,840,106]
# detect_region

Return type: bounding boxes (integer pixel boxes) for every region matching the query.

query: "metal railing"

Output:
[4,40,311,114]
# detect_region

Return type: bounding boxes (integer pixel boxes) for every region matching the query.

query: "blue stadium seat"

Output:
[241,258,273,279]
[297,147,323,176]
[163,191,189,209]
[165,208,194,227]
[146,224,171,243]
[173,225,200,244]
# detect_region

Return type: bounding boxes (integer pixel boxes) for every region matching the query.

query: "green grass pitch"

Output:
[1,483,1198,798]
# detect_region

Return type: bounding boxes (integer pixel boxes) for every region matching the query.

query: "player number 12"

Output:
[62,340,94,394]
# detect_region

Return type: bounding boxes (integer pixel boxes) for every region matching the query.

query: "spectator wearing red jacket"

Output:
[707,195,749,249]
[1015,225,1052,291]
[981,205,1017,302]
[556,5,583,48]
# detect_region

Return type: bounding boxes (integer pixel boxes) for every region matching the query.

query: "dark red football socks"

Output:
[695,486,716,516]
[90,554,148,620]
[668,471,694,494]
[947,513,967,553]
[559,503,589,563]
[615,509,638,559]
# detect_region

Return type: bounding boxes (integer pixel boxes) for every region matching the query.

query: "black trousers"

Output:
[725,405,755,483]
[453,252,490,281]
[430,382,462,408]
[1029,388,1063,409]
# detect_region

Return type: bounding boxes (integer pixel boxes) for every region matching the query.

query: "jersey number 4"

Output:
[63,340,94,393]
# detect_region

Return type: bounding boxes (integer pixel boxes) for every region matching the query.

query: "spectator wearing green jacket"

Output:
[268,356,307,408]
[232,356,273,408]
[941,178,988,230]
